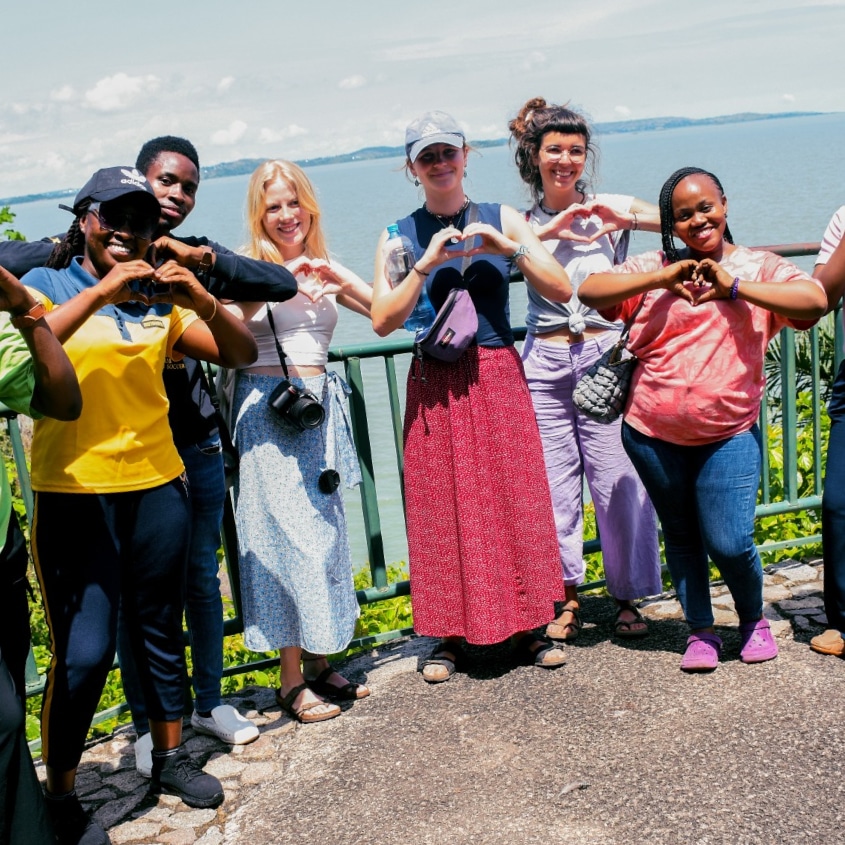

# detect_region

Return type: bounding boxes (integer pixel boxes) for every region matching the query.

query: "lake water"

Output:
[7,113,845,569]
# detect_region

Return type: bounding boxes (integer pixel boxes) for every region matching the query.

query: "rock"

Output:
[793,615,813,631]
[778,597,825,612]
[239,762,277,785]
[158,829,198,845]
[195,828,224,845]
[110,821,163,844]
[162,809,218,830]
[769,619,793,638]
[204,754,247,779]
[93,787,148,829]
[761,585,792,602]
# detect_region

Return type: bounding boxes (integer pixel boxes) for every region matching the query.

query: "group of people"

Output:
[1,94,843,845]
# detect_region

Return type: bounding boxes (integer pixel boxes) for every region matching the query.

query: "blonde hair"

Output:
[243,160,328,262]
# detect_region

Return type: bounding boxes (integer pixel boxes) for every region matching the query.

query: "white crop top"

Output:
[246,291,339,368]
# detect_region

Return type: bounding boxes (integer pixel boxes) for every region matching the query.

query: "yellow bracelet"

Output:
[200,298,218,322]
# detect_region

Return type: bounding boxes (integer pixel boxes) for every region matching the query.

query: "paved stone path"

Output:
[34,558,842,844]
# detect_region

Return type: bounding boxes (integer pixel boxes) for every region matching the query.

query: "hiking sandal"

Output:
[514,633,567,669]
[546,604,582,642]
[421,641,464,684]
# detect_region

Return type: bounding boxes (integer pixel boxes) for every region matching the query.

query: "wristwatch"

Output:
[10,301,47,330]
[196,246,215,281]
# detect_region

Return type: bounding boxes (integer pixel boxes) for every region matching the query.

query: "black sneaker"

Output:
[44,791,111,845]
[151,748,224,809]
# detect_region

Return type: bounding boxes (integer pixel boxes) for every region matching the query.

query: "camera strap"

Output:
[264,304,291,380]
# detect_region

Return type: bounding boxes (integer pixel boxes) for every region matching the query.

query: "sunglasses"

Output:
[87,201,158,240]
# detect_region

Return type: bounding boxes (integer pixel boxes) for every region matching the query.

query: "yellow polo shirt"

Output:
[23,259,197,493]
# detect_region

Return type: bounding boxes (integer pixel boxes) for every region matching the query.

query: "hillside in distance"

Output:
[0,111,827,206]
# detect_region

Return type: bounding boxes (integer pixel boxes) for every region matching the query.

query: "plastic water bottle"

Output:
[383,224,436,333]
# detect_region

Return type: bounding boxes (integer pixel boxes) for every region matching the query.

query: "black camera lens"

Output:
[267,379,325,431]
[318,469,340,494]
[296,400,325,430]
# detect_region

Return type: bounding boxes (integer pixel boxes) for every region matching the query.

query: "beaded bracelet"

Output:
[729,277,740,301]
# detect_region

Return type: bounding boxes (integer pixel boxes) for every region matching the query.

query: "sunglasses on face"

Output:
[87,201,158,240]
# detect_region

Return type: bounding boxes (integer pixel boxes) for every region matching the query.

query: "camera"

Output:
[267,379,325,431]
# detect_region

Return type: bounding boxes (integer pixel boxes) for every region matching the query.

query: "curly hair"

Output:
[508,96,597,204]
[135,136,200,176]
[658,167,734,263]
[242,160,328,263]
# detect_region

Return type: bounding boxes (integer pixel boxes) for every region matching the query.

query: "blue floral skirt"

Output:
[232,371,360,654]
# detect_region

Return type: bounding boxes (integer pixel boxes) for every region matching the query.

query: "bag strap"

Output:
[264,304,291,380]
[618,292,647,345]
[461,202,479,276]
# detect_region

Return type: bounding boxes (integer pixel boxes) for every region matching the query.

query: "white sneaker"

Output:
[191,704,259,745]
[134,731,153,779]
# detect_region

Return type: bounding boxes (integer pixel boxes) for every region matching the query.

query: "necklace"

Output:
[423,196,470,230]
[539,191,587,216]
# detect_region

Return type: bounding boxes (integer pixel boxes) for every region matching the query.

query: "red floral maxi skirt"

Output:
[403,345,565,645]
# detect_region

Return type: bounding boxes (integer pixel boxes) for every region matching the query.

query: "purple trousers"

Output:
[522,331,662,599]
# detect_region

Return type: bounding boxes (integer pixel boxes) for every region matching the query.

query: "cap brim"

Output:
[80,187,161,218]
[407,133,465,163]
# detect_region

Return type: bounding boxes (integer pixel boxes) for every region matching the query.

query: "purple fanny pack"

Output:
[413,287,478,363]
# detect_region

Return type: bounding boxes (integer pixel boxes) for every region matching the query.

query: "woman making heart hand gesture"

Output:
[371,111,572,682]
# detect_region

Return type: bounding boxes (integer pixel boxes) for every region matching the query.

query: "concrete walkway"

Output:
[36,559,845,845]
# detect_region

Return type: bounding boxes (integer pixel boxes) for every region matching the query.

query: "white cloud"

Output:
[50,85,77,102]
[783,93,796,102]
[259,125,308,143]
[218,76,235,93]
[521,51,546,71]
[614,105,632,117]
[84,73,161,112]
[339,75,366,90]
[211,120,248,145]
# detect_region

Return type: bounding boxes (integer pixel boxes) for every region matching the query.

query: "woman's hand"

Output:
[658,259,700,305]
[690,258,735,304]
[0,265,38,314]
[415,226,474,273]
[536,205,594,243]
[95,260,157,306]
[460,222,521,258]
[149,260,216,318]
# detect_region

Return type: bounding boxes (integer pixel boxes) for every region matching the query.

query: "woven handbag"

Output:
[573,293,646,423]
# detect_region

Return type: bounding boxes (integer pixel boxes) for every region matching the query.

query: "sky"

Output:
[1,0,843,198]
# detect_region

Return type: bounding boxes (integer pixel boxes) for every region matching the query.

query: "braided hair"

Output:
[46,210,88,270]
[508,96,596,205]
[659,167,734,262]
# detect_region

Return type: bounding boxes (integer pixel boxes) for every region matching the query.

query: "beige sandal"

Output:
[546,604,582,642]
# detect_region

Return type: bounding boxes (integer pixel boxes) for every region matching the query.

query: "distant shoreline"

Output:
[0,111,830,207]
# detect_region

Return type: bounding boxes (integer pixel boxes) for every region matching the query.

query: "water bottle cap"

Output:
[386,223,399,237]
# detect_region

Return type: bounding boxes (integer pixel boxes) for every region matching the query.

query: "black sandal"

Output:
[306,667,370,700]
[421,641,465,684]
[514,633,567,669]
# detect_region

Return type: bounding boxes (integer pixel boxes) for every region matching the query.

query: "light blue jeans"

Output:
[118,434,226,732]
[622,423,764,630]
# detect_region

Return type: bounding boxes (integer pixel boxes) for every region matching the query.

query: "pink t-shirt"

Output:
[604,246,822,446]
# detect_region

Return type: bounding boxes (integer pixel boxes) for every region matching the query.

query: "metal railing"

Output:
[11,242,833,740]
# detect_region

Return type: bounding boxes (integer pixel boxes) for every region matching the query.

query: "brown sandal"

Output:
[275,684,341,723]
[546,604,582,642]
